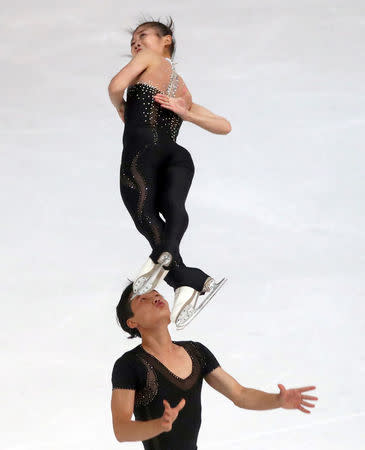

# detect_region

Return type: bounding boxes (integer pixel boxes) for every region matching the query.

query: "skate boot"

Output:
[132,252,172,299]
[171,277,227,330]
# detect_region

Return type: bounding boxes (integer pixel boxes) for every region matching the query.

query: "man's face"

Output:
[127,289,171,331]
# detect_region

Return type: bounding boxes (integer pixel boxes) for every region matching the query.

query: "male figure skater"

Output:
[111,285,318,449]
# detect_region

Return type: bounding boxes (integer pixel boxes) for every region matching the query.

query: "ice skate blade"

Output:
[175,278,227,330]
[132,252,172,298]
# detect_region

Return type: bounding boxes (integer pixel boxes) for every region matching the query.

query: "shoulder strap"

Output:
[165,57,179,97]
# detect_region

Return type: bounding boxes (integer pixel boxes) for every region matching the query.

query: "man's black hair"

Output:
[116,282,141,339]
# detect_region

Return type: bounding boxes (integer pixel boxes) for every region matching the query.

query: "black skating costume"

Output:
[120,58,210,291]
[112,341,220,450]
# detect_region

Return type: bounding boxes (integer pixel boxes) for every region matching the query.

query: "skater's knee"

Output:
[133,217,145,234]
[161,201,189,224]
[172,208,189,232]
[181,209,189,229]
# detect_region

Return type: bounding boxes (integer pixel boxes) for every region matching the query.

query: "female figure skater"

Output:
[108,18,231,329]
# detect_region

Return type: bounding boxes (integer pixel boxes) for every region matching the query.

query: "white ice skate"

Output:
[132,252,172,299]
[171,277,227,330]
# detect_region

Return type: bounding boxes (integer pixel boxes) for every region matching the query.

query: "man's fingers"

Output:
[302,395,318,400]
[301,401,315,408]
[298,386,316,392]
[164,398,186,413]
[298,405,311,414]
[163,400,171,410]
[175,398,186,411]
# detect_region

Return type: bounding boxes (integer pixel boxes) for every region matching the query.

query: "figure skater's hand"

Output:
[159,398,186,432]
[278,384,318,413]
[153,94,189,120]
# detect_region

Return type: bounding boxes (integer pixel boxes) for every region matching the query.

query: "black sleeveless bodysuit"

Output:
[119,58,209,291]
[112,340,220,450]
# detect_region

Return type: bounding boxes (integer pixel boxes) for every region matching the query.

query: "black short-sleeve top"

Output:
[111,340,220,450]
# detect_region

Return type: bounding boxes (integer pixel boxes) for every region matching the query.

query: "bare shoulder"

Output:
[125,50,161,86]
[177,75,192,108]
[178,75,191,95]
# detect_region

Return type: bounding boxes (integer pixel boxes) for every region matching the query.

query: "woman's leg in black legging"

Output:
[157,158,210,292]
[120,144,209,291]
[120,148,166,258]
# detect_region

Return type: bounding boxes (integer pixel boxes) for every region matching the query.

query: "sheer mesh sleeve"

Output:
[193,341,220,376]
[112,353,138,390]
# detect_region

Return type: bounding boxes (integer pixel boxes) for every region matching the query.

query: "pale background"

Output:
[1,0,364,449]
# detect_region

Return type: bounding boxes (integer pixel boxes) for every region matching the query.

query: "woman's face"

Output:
[130,26,170,57]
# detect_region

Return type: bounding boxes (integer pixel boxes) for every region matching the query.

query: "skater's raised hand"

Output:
[278,384,318,414]
[153,94,189,120]
[159,398,186,432]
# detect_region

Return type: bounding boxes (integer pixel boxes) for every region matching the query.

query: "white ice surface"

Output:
[1,1,365,449]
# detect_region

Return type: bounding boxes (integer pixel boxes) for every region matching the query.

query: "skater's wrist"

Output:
[182,106,231,134]
[156,417,170,433]
[113,418,166,442]
[275,393,282,408]
[153,417,165,434]
[182,109,194,122]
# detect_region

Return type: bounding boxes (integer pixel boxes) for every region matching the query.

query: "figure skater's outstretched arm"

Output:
[204,367,318,413]
[154,93,231,134]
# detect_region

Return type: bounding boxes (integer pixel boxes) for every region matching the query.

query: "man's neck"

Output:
[141,327,175,357]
